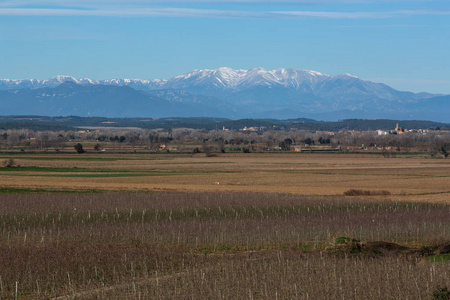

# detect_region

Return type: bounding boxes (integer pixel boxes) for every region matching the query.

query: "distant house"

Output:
[293,145,339,153]
[391,123,406,135]
[292,145,310,152]
[242,126,260,132]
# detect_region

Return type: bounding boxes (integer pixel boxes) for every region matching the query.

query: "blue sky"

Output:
[0,0,449,93]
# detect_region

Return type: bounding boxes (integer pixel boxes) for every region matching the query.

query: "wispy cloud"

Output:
[0,7,262,18]
[0,6,449,18]
[277,9,450,18]
[0,0,440,6]
[335,24,427,28]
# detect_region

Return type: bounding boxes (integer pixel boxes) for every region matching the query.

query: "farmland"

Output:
[1,152,450,201]
[1,152,450,299]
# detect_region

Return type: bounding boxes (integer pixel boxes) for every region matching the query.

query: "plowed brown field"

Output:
[1,153,449,201]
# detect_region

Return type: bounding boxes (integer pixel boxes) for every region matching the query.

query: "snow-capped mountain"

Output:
[0,67,436,100]
[0,67,447,121]
[0,67,361,91]
[159,67,332,91]
[0,75,164,91]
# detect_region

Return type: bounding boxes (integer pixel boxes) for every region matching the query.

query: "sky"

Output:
[0,0,449,93]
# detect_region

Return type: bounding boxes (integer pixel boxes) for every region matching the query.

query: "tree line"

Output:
[1,126,449,157]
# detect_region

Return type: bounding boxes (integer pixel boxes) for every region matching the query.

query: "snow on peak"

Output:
[306,70,325,76]
[216,67,234,73]
[249,67,266,72]
[49,75,77,83]
[339,73,358,78]
[0,68,360,92]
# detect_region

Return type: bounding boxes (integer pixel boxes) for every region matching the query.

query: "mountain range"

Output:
[1,67,449,121]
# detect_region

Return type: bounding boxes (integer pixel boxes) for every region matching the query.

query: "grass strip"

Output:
[425,254,450,263]
[8,173,174,178]
[0,187,104,194]
[0,166,239,174]
[0,156,171,161]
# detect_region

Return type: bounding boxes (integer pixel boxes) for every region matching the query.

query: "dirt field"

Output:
[1,152,449,202]
[1,192,449,299]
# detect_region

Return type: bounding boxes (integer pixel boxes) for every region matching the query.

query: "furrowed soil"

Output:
[0,192,449,299]
[1,153,450,202]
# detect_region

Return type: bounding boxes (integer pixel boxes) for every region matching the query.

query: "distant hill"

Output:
[0,67,448,121]
[0,116,448,131]
[0,82,235,118]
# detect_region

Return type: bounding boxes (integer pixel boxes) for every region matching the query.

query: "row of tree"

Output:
[0,127,449,157]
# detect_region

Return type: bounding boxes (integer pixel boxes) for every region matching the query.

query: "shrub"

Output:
[418,246,434,256]
[433,287,450,300]
[1,158,19,168]
[333,237,363,253]
[343,189,391,196]
[93,143,102,151]
[441,147,449,159]
[429,237,450,254]
[74,143,85,154]
[383,151,396,158]
[335,237,352,245]
[202,143,215,157]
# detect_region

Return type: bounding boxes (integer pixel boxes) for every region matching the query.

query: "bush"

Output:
[429,237,450,254]
[433,287,450,300]
[333,237,363,253]
[202,143,215,157]
[383,151,397,158]
[335,237,352,245]
[343,189,391,196]
[1,158,20,168]
[93,143,102,151]
[441,147,449,158]
[418,246,434,256]
[74,143,85,154]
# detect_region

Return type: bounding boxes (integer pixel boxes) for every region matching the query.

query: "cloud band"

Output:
[0,7,449,18]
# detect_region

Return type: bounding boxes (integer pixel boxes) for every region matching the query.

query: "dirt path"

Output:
[53,270,187,300]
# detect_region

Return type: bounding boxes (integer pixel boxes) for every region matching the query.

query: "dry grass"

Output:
[0,153,449,202]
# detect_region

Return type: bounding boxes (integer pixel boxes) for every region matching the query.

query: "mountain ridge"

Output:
[0,67,448,122]
[0,82,236,118]
[1,67,434,93]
